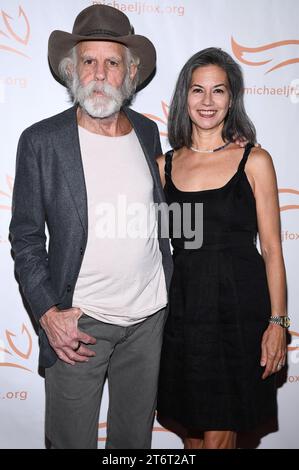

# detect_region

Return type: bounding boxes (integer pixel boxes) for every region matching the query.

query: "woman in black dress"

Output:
[156,48,288,449]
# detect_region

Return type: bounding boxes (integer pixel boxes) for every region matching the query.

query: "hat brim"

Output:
[48,30,156,87]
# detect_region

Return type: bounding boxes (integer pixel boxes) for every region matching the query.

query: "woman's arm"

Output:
[247,147,287,379]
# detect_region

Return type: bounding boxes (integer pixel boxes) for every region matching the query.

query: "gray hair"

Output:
[58,43,140,103]
[168,47,256,149]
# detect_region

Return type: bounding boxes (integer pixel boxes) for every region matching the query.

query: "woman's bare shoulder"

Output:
[246,147,277,185]
[247,147,274,171]
[249,146,272,160]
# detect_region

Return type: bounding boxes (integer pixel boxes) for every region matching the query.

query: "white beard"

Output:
[71,74,133,119]
[82,93,122,119]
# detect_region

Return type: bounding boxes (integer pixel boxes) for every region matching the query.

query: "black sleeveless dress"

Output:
[157,144,277,432]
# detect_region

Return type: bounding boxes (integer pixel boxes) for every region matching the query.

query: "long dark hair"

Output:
[168,47,256,149]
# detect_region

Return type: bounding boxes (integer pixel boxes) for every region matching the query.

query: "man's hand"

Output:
[39,306,97,365]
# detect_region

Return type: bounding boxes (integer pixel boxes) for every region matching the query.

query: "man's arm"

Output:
[9,130,60,322]
[10,130,97,364]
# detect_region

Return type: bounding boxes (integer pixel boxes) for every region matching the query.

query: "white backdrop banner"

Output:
[0,0,298,449]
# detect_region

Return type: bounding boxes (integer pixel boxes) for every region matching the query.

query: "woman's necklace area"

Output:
[190,141,231,154]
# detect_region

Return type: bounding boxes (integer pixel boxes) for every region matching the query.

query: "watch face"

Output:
[279,317,290,328]
[283,317,290,328]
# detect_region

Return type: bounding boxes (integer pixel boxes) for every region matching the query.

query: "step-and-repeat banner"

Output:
[0,0,298,449]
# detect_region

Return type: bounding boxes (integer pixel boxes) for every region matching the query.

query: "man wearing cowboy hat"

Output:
[9,4,172,449]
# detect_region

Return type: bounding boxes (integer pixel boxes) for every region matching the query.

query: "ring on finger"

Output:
[73,342,81,352]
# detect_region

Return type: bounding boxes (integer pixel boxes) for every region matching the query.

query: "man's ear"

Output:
[129,63,138,81]
[66,61,75,80]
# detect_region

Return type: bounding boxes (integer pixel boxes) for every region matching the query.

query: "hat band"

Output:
[80,28,130,38]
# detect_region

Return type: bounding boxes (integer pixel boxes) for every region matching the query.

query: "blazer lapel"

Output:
[56,106,88,234]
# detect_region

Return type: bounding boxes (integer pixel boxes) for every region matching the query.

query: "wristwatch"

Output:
[269,316,290,328]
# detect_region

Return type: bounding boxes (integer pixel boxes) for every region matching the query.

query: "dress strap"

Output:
[238,143,254,172]
[164,149,174,179]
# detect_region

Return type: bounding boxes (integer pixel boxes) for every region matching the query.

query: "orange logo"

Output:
[231,37,299,74]
[279,188,299,212]
[288,331,299,352]
[0,6,31,58]
[0,175,13,211]
[144,101,169,137]
[0,324,33,372]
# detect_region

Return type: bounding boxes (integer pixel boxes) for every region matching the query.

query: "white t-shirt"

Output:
[72,126,167,326]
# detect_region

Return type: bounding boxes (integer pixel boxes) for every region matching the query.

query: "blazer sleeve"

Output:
[9,130,60,323]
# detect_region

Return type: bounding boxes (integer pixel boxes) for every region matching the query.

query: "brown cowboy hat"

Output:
[48,4,156,87]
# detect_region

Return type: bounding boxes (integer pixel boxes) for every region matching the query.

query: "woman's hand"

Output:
[260,323,287,379]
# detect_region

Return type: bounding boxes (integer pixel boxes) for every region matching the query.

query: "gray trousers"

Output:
[45,308,166,449]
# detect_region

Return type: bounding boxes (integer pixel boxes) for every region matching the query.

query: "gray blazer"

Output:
[9,105,173,368]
